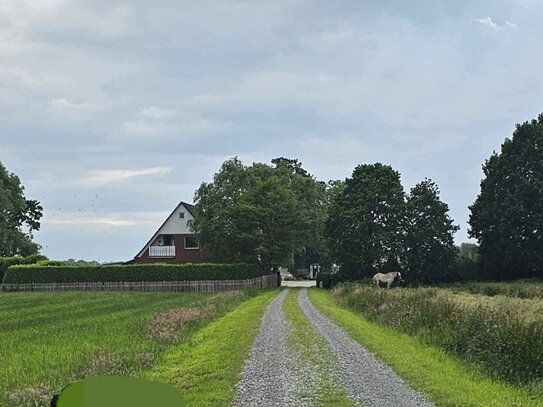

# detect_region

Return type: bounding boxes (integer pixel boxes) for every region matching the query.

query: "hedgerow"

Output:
[2,263,266,284]
[0,254,47,282]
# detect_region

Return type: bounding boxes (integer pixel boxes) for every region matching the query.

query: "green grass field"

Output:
[0,290,255,407]
[4,285,543,407]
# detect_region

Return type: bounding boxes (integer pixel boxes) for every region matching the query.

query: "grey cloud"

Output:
[1,0,541,261]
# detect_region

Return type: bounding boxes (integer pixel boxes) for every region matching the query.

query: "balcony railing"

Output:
[149,246,176,258]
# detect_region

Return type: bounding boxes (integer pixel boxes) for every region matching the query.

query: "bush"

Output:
[316,272,334,289]
[3,263,267,284]
[331,284,543,384]
[0,254,47,282]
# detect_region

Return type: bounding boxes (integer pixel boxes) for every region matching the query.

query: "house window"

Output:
[179,212,185,219]
[184,235,199,249]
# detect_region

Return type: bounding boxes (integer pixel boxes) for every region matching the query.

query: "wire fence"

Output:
[0,274,279,293]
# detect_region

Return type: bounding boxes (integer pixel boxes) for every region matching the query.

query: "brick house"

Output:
[132,201,207,264]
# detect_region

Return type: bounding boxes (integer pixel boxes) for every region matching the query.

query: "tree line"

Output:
[192,113,543,283]
[1,113,542,282]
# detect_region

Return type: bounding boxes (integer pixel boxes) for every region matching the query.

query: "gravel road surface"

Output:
[299,288,434,407]
[233,289,318,407]
[233,288,434,406]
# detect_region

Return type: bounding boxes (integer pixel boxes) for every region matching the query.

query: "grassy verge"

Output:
[146,289,279,407]
[282,289,355,407]
[0,290,254,407]
[309,289,543,407]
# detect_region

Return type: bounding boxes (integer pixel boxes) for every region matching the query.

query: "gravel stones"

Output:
[299,288,434,407]
[233,289,317,407]
[234,288,435,407]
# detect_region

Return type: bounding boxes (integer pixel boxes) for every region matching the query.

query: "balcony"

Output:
[149,245,176,258]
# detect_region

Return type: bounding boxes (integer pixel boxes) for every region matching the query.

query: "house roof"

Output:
[135,201,195,258]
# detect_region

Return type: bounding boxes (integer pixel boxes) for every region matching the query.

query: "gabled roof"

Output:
[135,201,195,258]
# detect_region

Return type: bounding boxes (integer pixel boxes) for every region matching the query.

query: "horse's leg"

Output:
[387,280,392,289]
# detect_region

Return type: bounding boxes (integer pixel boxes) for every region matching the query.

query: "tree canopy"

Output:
[191,157,329,271]
[0,162,43,256]
[405,179,459,283]
[327,163,406,280]
[469,114,543,280]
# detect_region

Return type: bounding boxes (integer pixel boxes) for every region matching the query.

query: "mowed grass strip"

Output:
[0,291,252,407]
[309,289,543,407]
[282,289,355,407]
[146,289,279,407]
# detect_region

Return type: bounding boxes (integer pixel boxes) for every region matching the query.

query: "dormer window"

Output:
[179,212,185,219]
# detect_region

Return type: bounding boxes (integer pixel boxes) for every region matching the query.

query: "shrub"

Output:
[331,284,543,384]
[34,259,70,267]
[316,272,334,289]
[0,254,47,282]
[2,263,267,284]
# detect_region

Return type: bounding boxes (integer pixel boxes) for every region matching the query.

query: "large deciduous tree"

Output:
[0,162,43,256]
[191,157,327,271]
[405,179,459,283]
[327,163,406,280]
[469,114,543,280]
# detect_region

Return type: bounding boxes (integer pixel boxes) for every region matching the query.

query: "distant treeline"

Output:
[192,113,543,283]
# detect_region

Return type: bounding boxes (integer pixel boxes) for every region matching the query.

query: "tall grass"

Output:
[447,280,543,299]
[331,284,543,385]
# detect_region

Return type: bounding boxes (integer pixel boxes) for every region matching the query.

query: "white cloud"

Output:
[48,217,135,227]
[0,65,39,87]
[140,106,179,119]
[42,210,170,231]
[80,167,172,186]
[121,120,181,136]
[122,107,211,137]
[51,98,91,110]
[473,16,517,30]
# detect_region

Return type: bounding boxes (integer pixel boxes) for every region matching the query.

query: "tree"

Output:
[0,162,43,256]
[469,114,543,280]
[405,179,459,283]
[458,243,479,261]
[327,163,406,280]
[232,177,306,269]
[191,157,328,270]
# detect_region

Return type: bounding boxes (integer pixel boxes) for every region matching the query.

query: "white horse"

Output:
[372,271,403,288]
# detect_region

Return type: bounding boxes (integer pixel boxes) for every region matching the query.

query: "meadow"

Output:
[446,280,543,299]
[0,290,256,407]
[329,283,543,389]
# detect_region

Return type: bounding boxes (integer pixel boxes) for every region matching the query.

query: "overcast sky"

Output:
[1,0,542,262]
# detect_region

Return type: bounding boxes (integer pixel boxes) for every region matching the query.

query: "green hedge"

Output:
[2,263,266,284]
[316,272,334,289]
[0,254,47,283]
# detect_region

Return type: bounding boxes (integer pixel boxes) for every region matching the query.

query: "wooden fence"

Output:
[0,274,279,293]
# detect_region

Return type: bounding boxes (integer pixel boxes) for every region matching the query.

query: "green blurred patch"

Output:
[55,376,185,407]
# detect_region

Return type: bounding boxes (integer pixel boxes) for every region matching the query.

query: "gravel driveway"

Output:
[299,288,434,407]
[233,288,434,406]
[233,289,319,407]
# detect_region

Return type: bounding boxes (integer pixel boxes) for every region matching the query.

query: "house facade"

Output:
[132,201,207,264]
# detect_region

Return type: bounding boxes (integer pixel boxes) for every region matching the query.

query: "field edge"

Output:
[308,288,543,407]
[145,289,279,407]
